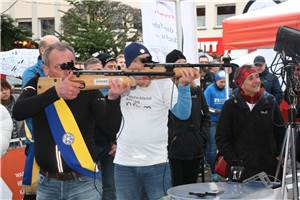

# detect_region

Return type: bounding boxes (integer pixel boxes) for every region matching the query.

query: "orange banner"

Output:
[1,147,26,200]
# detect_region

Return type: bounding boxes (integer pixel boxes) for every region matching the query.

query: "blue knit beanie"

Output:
[124,42,151,67]
[215,70,226,81]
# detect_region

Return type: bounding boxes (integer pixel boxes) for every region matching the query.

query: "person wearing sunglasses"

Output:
[114,43,198,200]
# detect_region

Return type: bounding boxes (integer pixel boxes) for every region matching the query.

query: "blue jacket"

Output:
[22,56,44,143]
[204,83,227,122]
[22,57,44,87]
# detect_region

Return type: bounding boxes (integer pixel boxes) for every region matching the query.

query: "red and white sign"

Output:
[141,0,198,63]
[0,148,26,200]
[197,37,224,56]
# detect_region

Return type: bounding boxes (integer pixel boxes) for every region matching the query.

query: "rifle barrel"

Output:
[73,70,175,77]
[143,63,234,68]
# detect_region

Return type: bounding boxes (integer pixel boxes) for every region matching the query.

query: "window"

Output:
[196,7,205,27]
[17,19,32,32]
[217,5,235,26]
[40,18,55,37]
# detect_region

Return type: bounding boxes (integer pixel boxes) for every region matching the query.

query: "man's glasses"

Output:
[59,60,77,70]
[139,56,153,64]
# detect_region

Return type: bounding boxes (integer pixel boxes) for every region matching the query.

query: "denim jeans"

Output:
[205,121,218,173]
[115,162,171,200]
[98,152,116,200]
[36,173,102,200]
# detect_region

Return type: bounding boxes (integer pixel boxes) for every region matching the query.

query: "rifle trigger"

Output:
[79,82,85,89]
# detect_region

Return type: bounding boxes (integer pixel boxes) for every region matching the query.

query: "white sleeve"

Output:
[0,105,13,156]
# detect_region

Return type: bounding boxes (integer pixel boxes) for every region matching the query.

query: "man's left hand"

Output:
[178,68,199,86]
[109,144,117,156]
[107,78,130,100]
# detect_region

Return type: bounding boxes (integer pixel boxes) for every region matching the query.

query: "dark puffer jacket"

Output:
[168,86,210,160]
[260,68,283,103]
[216,90,285,180]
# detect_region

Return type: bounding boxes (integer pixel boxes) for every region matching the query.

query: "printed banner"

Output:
[142,0,177,62]
[141,0,197,63]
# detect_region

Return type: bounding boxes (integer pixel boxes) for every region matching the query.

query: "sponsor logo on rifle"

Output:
[94,78,109,85]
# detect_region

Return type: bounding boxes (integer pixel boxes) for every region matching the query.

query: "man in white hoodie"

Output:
[114,42,198,200]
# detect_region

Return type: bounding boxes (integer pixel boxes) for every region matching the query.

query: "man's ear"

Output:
[40,47,46,56]
[43,65,49,76]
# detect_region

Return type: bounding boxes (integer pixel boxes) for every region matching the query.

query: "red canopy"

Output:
[222,0,300,50]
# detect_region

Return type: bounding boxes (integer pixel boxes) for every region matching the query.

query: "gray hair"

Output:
[116,54,125,60]
[42,42,75,66]
[39,35,59,50]
[84,57,101,69]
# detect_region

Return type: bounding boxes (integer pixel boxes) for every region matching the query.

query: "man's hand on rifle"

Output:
[55,72,83,100]
[108,78,130,100]
[109,144,117,156]
[178,68,199,86]
[135,76,151,87]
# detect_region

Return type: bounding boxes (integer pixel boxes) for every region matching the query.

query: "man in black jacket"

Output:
[84,57,117,200]
[253,55,283,103]
[13,42,128,200]
[166,49,211,186]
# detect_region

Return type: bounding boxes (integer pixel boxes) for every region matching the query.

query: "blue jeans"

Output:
[98,152,116,200]
[115,162,171,200]
[37,173,102,200]
[205,121,218,173]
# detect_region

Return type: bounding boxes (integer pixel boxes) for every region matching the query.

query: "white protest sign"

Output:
[141,0,197,63]
[142,0,177,62]
[0,49,39,77]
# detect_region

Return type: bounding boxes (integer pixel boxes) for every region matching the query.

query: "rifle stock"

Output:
[37,75,135,94]
[37,67,199,94]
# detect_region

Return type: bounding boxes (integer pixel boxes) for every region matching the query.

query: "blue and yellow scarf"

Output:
[44,98,99,178]
[22,122,39,186]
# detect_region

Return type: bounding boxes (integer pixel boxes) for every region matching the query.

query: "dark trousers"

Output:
[169,158,201,186]
[23,194,36,200]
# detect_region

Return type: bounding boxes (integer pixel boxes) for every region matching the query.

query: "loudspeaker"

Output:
[274,26,300,61]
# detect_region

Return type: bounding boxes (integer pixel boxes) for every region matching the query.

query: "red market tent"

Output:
[222,0,300,50]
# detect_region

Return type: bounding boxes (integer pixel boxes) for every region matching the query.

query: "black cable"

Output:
[115,114,124,142]
[111,80,176,196]
[270,53,287,89]
[1,0,19,15]
[163,80,176,194]
[269,54,300,129]
[93,108,124,197]
[92,115,123,198]
[94,162,102,196]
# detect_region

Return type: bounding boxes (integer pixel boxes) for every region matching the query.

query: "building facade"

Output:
[1,0,71,40]
[195,1,248,56]
[1,0,264,56]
